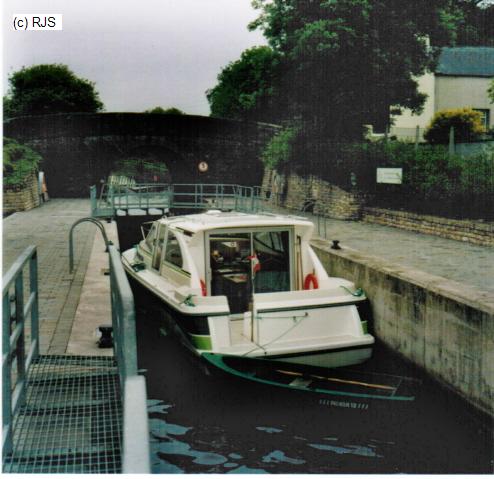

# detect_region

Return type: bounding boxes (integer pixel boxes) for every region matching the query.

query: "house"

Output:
[390,47,494,141]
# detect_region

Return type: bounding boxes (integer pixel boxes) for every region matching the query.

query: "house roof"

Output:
[436,47,494,77]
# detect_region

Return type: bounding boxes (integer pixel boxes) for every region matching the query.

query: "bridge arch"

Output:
[4,113,279,197]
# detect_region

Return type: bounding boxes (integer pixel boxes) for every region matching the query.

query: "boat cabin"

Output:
[137,211,321,315]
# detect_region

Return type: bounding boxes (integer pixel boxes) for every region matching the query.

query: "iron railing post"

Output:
[29,252,39,360]
[2,292,13,457]
[2,246,39,460]
[14,274,27,410]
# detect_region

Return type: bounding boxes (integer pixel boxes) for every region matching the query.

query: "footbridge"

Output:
[90,182,263,218]
[2,243,150,473]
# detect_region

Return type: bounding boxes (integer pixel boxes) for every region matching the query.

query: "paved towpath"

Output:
[3,199,95,354]
[264,204,494,294]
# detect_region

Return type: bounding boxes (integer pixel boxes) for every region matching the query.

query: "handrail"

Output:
[2,246,39,459]
[91,182,263,217]
[108,244,138,382]
[107,243,150,473]
[69,217,111,273]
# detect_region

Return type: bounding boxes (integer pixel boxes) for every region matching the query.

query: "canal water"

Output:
[118,217,493,474]
[133,292,492,474]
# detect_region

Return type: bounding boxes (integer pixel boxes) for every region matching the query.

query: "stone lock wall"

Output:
[262,168,363,220]
[311,238,494,418]
[363,207,494,247]
[3,174,40,214]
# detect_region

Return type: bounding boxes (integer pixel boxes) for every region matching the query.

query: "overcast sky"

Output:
[3,0,266,115]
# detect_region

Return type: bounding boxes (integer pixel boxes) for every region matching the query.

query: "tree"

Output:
[452,1,494,46]
[488,79,494,104]
[4,64,103,118]
[206,46,279,120]
[144,106,185,114]
[248,0,463,139]
[424,107,486,143]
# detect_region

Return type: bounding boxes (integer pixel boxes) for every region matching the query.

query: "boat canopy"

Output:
[155,211,314,237]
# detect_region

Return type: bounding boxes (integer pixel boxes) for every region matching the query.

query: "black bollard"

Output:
[331,240,341,250]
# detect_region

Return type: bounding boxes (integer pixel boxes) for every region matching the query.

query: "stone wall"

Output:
[311,238,494,418]
[363,207,494,247]
[3,174,40,214]
[4,113,278,197]
[262,168,363,220]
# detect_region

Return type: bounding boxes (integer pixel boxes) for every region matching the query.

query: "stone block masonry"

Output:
[363,207,494,247]
[262,168,362,220]
[311,238,494,418]
[3,174,40,214]
[262,168,494,246]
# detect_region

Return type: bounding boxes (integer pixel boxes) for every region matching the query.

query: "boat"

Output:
[202,354,417,410]
[122,210,375,369]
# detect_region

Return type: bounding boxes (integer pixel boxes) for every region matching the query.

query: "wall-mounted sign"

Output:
[198,161,209,173]
[376,167,402,184]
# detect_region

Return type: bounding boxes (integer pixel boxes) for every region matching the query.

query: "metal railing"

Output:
[69,219,150,472]
[2,246,39,459]
[91,182,262,217]
[108,243,150,473]
[68,217,111,273]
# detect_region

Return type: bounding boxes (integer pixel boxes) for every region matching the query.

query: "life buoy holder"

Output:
[200,279,207,296]
[303,273,319,290]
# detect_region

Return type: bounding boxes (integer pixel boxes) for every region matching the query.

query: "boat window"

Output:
[209,230,291,314]
[143,223,158,253]
[253,231,290,294]
[152,225,166,270]
[164,231,183,269]
[209,233,251,314]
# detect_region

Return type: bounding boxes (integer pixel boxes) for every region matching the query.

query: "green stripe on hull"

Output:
[190,334,212,350]
[361,320,368,334]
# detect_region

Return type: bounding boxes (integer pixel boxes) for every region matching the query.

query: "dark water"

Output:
[133,293,493,474]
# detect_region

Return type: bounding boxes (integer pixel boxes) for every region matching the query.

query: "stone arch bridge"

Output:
[4,113,279,197]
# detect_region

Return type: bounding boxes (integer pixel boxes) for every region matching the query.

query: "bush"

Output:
[424,108,486,144]
[3,137,41,189]
[274,135,494,219]
[262,127,299,169]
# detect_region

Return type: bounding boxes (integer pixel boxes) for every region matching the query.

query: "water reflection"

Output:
[147,398,390,473]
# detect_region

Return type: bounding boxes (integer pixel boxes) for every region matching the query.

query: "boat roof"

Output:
[158,210,314,234]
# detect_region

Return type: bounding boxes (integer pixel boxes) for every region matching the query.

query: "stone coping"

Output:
[311,237,494,316]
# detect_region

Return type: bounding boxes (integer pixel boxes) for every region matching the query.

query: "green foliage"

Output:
[342,140,494,198]
[3,137,41,189]
[424,108,486,144]
[453,1,494,46]
[111,157,168,182]
[247,0,462,138]
[4,64,103,118]
[144,106,185,114]
[207,46,278,119]
[488,79,494,104]
[261,127,299,168]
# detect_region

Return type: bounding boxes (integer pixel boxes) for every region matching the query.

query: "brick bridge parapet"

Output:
[4,113,280,197]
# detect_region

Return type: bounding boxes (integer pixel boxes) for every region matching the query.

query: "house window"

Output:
[473,109,490,129]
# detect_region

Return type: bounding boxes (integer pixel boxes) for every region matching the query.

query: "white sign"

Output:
[376,168,403,184]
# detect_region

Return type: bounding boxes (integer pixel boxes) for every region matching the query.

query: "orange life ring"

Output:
[200,279,207,296]
[303,273,319,290]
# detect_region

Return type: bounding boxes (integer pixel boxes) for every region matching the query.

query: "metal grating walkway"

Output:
[3,355,122,474]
